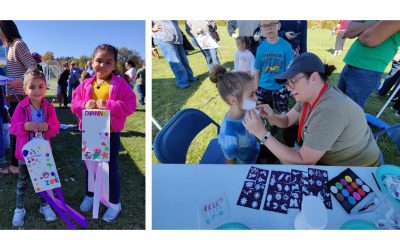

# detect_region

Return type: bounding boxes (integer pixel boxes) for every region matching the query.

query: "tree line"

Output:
[41,47,143,75]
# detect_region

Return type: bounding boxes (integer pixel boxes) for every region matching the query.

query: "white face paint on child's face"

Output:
[242,98,257,110]
[241,81,259,115]
[242,99,260,116]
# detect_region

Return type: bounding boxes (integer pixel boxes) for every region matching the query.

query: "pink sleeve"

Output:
[106,81,136,119]
[10,105,28,137]
[45,104,60,138]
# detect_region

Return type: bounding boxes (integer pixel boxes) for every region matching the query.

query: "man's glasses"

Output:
[260,22,279,30]
[285,75,307,89]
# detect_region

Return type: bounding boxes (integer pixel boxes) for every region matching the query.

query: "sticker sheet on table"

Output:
[237,166,332,214]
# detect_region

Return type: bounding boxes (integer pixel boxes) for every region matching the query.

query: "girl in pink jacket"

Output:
[71,44,136,222]
[10,68,60,227]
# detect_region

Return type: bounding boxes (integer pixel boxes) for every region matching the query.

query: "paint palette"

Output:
[326,168,375,214]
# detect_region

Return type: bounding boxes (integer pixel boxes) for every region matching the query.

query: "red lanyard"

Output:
[297,83,329,142]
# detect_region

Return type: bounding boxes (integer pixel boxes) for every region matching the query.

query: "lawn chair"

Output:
[153,108,225,164]
[374,123,400,151]
[374,123,400,163]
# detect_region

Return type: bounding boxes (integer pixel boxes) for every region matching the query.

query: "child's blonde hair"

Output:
[23,68,46,88]
[210,65,254,105]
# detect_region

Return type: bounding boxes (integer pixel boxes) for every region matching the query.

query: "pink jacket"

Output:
[10,97,60,161]
[71,74,136,132]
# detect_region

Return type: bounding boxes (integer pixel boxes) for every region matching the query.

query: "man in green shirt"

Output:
[338,20,400,108]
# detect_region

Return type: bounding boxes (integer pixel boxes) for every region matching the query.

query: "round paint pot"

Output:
[362,184,371,193]
[351,182,359,189]
[341,189,350,197]
[348,196,357,206]
[358,188,366,197]
[353,192,362,201]
[294,196,328,230]
[345,175,352,183]
[336,193,345,202]
[335,182,343,190]
[330,186,338,194]
[346,185,354,193]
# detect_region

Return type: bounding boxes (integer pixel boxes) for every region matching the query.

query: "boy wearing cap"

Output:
[243,52,381,167]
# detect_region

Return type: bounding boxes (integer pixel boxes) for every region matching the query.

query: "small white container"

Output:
[294,195,328,230]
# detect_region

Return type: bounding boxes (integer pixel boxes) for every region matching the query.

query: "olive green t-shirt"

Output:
[344,31,400,73]
[294,87,380,166]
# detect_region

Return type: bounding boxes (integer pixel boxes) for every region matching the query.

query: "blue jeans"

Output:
[338,64,383,108]
[86,132,121,204]
[155,39,196,88]
[0,114,5,159]
[202,48,220,70]
[16,161,47,208]
[137,83,145,105]
[378,61,400,97]
[67,83,77,103]
[192,38,220,70]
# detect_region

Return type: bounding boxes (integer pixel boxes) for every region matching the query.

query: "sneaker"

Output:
[39,205,57,221]
[79,196,93,212]
[102,203,121,223]
[12,208,26,227]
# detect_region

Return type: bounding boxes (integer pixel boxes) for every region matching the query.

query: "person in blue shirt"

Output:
[255,20,294,113]
[209,65,260,164]
[254,20,294,162]
[67,61,83,103]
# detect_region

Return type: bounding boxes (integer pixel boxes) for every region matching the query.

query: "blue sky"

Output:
[14,20,145,59]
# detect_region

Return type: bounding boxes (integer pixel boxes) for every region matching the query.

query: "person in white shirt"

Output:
[234,36,255,75]
[124,60,136,88]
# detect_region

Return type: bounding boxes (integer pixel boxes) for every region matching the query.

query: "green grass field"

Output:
[152,27,400,165]
[0,80,145,229]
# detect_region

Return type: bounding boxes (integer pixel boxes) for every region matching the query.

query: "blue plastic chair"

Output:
[154,108,225,164]
[374,123,400,151]
[374,123,400,164]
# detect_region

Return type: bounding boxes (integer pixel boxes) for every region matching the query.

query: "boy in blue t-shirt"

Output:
[254,20,293,114]
[254,20,294,163]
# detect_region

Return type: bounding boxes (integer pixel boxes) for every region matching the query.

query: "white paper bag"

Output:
[82,109,110,161]
[22,137,61,193]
